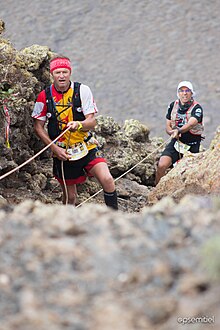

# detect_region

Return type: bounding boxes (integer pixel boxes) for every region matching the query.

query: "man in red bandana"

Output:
[32,56,118,210]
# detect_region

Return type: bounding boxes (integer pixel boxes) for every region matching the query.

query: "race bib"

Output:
[174,141,190,154]
[67,142,88,161]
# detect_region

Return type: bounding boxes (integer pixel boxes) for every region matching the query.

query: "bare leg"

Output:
[60,184,77,205]
[89,162,115,192]
[155,155,172,185]
[89,162,118,209]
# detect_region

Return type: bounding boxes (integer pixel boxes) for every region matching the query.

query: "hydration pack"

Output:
[45,82,85,140]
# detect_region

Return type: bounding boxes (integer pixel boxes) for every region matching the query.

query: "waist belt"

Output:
[67,141,88,161]
[174,141,190,154]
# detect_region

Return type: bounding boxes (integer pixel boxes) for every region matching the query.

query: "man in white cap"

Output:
[155,81,204,185]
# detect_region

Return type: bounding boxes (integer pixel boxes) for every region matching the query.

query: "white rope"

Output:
[61,160,69,205]
[0,126,71,181]
[61,130,72,205]
[0,128,171,208]
[75,137,171,208]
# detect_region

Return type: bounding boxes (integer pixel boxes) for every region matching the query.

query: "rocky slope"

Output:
[0,21,163,212]
[1,0,220,147]
[148,126,220,204]
[0,197,220,330]
[0,16,220,330]
[1,20,219,211]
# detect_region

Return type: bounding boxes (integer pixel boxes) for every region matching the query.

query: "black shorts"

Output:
[161,139,200,164]
[53,147,106,185]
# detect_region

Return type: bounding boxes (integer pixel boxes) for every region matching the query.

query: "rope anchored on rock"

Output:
[75,137,171,208]
[0,129,170,207]
[0,126,71,181]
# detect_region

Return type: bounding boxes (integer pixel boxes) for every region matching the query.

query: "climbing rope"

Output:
[0,126,71,181]
[0,128,171,208]
[61,131,72,205]
[75,137,171,208]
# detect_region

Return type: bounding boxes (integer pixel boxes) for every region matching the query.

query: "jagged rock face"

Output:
[1,18,220,330]
[0,32,53,190]
[0,23,220,211]
[0,197,219,330]
[2,2,220,148]
[68,115,163,212]
[0,25,164,211]
[148,127,220,204]
[0,19,5,34]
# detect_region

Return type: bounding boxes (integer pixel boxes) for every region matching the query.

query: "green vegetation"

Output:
[202,236,220,281]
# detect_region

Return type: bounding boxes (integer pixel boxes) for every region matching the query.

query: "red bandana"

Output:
[50,58,72,73]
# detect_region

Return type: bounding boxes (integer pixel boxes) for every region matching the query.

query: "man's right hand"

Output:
[51,144,71,160]
[171,128,181,139]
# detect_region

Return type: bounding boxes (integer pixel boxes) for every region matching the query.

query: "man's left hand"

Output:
[67,121,79,132]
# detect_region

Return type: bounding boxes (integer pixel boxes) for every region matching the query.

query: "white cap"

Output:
[177,81,195,97]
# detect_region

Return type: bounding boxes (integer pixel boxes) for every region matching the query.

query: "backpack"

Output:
[45,82,85,140]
